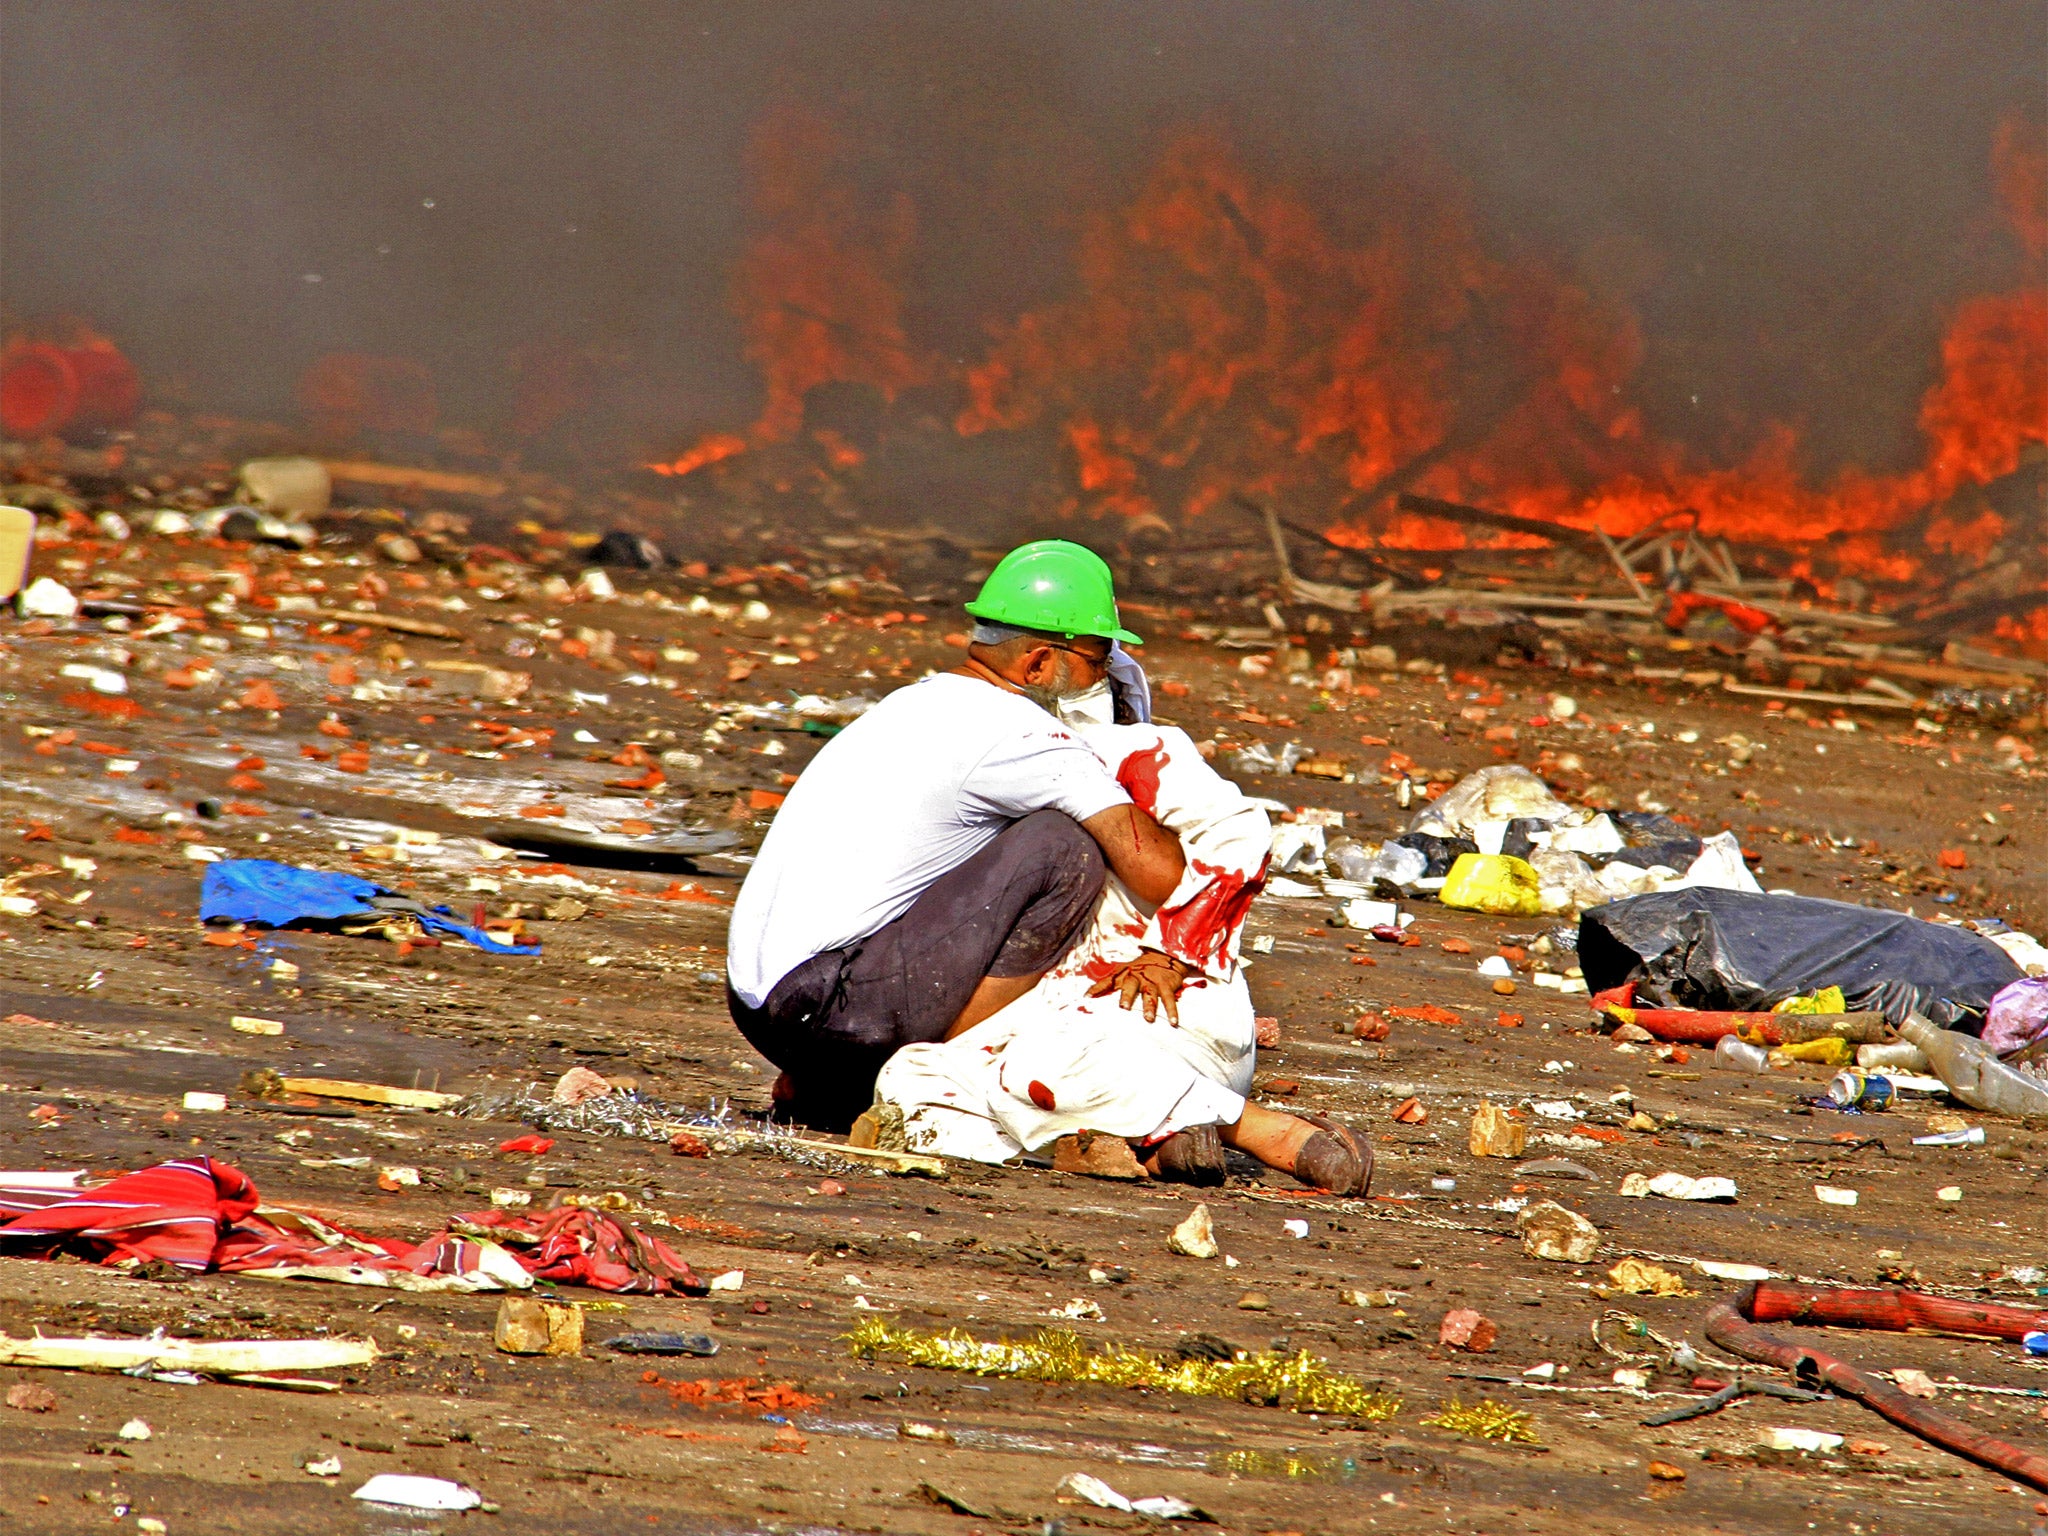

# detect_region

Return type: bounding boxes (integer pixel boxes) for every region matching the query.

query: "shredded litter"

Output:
[843,1319,1401,1420]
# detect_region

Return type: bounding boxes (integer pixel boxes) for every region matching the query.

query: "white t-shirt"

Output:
[726,673,1133,1008]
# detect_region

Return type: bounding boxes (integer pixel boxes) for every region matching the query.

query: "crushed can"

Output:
[1826,1070,1894,1111]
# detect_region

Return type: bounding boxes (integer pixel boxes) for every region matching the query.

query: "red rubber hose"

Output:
[1613,1009,1785,1044]
[1705,1283,2048,1490]
[1748,1281,2048,1341]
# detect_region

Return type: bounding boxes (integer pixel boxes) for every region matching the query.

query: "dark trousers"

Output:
[729,809,1107,1131]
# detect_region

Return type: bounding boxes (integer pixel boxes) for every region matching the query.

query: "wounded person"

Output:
[724,538,1370,1194]
[876,703,1369,1191]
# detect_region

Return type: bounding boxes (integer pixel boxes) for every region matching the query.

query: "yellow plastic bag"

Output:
[1774,986,1846,1015]
[1439,853,1544,917]
[1772,1036,1854,1067]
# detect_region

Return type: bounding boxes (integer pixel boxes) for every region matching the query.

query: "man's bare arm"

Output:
[1079,802,1186,907]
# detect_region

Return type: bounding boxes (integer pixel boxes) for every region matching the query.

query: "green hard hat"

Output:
[964,539,1142,645]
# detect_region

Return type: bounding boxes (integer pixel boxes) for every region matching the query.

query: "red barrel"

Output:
[0,338,142,438]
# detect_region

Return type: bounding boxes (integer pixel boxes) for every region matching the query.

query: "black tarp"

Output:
[1578,889,2023,1032]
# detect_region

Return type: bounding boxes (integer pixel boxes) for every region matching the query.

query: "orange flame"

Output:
[647,106,928,477]
[648,431,746,478]
[732,105,926,438]
[670,107,2045,608]
[950,115,2045,591]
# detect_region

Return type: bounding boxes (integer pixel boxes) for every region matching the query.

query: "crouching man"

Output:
[725,540,1187,1131]
[872,706,1371,1194]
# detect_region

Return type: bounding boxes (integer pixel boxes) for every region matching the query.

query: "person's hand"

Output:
[1087,950,1194,1025]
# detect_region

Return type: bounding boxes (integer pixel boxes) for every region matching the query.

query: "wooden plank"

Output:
[1720,678,1921,711]
[321,460,507,498]
[278,1076,463,1110]
[1597,526,1656,605]
[1769,653,2010,688]
[1696,595,1900,631]
[0,1333,378,1374]
[1377,589,1655,616]
[1393,493,1611,554]
[1942,641,2048,680]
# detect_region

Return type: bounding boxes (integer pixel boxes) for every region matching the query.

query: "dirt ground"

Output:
[0,514,2044,1536]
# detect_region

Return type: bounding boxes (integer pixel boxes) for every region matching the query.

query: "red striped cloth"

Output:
[0,1159,706,1295]
[0,1157,258,1270]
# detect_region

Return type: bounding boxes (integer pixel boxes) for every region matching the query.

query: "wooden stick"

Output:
[1712,538,1745,589]
[0,1333,378,1374]
[1378,589,1655,616]
[1692,595,1899,631]
[643,1116,947,1177]
[1761,651,2015,688]
[321,461,507,498]
[1252,501,1377,612]
[1260,501,1296,588]
[301,608,462,640]
[1941,641,2048,680]
[773,1135,948,1178]
[1393,493,1610,554]
[1856,675,1919,704]
[1596,526,1656,605]
[1720,678,1921,711]
[278,1077,464,1110]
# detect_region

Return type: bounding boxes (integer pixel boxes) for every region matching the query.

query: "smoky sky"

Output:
[3,0,2041,469]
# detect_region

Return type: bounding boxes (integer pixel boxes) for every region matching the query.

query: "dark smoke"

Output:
[3,0,2041,471]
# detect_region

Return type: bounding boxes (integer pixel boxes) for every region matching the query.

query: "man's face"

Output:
[1017,637,1111,711]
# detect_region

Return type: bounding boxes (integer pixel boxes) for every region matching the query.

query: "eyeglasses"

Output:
[1042,641,1112,674]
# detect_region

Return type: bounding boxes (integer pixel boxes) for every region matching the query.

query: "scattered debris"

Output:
[1518,1200,1600,1263]
[1421,1398,1540,1444]
[553,1066,615,1105]
[1620,1172,1739,1202]
[845,1319,1402,1420]
[1052,1130,1147,1180]
[1438,1308,1497,1351]
[0,1332,376,1377]
[1056,1471,1204,1520]
[266,1076,461,1111]
[1468,1101,1527,1158]
[1168,1204,1219,1259]
[494,1296,585,1356]
[1605,1259,1693,1297]
[605,1332,720,1358]
[4,1383,57,1412]
[352,1474,483,1512]
[201,859,539,956]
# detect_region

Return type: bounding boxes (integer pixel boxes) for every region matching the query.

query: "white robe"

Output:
[874,722,1271,1162]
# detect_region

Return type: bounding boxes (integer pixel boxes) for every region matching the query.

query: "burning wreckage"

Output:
[0,62,2045,1536]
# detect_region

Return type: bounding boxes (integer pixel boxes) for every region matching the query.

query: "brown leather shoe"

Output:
[1146,1124,1227,1186]
[1293,1112,1373,1195]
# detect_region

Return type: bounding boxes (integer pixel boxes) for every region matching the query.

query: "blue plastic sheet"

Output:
[200,859,537,955]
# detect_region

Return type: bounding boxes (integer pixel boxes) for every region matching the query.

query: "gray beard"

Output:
[1021,677,1102,714]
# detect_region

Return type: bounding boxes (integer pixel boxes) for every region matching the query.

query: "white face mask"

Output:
[1053,679,1114,728]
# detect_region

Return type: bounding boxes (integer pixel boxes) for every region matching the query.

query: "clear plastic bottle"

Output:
[1896,1013,2048,1121]
[1855,1040,1929,1073]
[1713,1035,1771,1073]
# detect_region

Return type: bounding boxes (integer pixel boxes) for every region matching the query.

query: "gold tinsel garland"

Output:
[1420,1397,1541,1444]
[842,1319,1401,1420]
